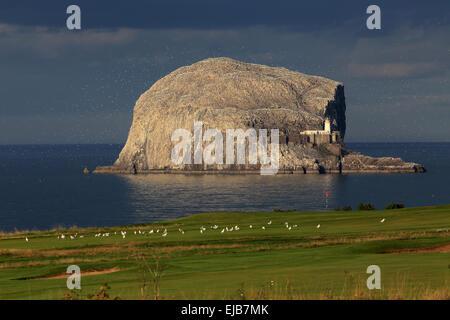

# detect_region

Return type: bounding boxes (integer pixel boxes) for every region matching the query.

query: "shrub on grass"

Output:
[357,203,375,210]
[273,208,296,213]
[334,205,352,211]
[63,283,120,300]
[86,283,120,300]
[385,202,405,209]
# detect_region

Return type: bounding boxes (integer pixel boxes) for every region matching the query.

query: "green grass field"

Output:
[0,205,449,300]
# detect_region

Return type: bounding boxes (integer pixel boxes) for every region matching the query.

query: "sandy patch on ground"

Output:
[30,267,121,280]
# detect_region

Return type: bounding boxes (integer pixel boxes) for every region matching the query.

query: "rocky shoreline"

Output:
[93,153,425,175]
[92,167,424,175]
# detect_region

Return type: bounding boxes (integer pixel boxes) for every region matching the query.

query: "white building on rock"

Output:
[300,118,340,145]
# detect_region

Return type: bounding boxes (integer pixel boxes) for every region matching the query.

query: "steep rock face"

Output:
[113,57,346,171]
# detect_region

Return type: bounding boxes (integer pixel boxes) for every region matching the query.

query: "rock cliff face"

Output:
[94,57,424,174]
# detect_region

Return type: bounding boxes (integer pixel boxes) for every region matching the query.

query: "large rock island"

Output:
[94,57,425,174]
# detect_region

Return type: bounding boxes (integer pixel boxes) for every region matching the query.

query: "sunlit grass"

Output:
[0,205,449,299]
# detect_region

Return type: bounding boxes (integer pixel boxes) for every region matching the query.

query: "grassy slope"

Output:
[0,205,449,299]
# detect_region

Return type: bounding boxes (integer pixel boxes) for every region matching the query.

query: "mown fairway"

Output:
[0,205,449,299]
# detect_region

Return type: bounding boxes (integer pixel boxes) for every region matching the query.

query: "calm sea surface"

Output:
[0,143,449,232]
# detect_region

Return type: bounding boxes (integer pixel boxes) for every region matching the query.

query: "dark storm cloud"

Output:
[1,0,449,30]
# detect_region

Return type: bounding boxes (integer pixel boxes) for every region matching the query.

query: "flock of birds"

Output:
[23,218,387,242]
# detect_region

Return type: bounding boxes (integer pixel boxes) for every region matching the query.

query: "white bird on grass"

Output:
[221,229,225,233]
[316,224,321,229]
[249,225,253,229]
[25,237,29,242]
[262,226,265,230]
[267,221,272,225]
[380,218,385,223]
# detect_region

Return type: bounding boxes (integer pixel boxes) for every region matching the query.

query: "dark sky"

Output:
[0,0,449,143]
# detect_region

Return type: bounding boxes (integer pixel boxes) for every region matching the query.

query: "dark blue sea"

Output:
[0,143,449,232]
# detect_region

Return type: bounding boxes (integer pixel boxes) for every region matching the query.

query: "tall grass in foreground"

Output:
[193,278,450,300]
[59,279,450,300]
[134,252,169,300]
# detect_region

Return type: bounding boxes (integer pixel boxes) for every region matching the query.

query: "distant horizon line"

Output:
[0,141,449,146]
